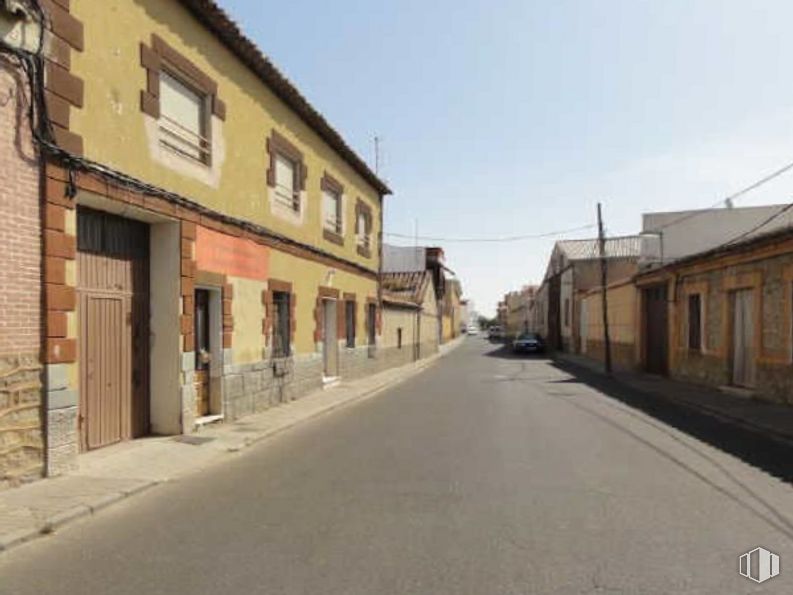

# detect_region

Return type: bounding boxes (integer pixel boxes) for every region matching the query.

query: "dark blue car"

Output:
[512,333,545,354]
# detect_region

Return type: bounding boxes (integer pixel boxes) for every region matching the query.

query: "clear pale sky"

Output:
[221,0,793,316]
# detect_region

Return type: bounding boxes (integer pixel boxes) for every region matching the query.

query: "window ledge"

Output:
[357,244,372,258]
[323,228,344,246]
[159,140,212,169]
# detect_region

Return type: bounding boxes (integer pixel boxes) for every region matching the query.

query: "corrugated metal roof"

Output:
[556,236,643,260]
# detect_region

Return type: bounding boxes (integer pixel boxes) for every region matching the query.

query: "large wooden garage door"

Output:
[77,208,150,451]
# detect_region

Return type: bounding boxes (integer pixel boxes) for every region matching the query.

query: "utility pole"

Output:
[597,203,613,375]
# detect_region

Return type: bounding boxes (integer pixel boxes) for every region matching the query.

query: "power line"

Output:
[722,201,793,247]
[671,201,793,275]
[650,158,793,233]
[384,223,597,244]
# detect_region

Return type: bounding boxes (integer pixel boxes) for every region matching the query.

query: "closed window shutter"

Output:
[323,189,341,233]
[159,71,206,161]
[275,154,296,208]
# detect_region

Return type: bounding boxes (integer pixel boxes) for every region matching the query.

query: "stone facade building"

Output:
[636,227,793,403]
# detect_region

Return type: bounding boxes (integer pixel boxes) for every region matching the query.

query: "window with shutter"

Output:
[159,71,210,164]
[274,154,298,211]
[323,188,342,235]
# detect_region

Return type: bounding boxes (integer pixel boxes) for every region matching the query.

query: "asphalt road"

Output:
[2,339,793,594]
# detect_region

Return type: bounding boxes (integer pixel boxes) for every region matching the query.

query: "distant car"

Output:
[512,332,545,354]
[487,326,504,341]
[467,326,479,335]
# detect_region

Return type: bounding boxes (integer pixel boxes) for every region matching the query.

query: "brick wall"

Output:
[0,60,44,488]
[0,61,41,357]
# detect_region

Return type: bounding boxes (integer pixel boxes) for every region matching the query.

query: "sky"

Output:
[221,0,793,316]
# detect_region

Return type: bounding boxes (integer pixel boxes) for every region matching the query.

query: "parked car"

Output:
[487,326,504,341]
[512,332,545,354]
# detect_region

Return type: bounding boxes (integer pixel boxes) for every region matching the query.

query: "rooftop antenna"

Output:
[374,135,381,175]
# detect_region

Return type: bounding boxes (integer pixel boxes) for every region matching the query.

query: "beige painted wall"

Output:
[581,282,638,346]
[382,307,417,350]
[267,249,378,355]
[230,277,266,365]
[419,284,440,347]
[70,0,381,274]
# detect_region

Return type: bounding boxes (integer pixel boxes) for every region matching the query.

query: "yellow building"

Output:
[34,0,391,472]
[580,280,640,370]
[442,278,464,342]
[381,272,441,364]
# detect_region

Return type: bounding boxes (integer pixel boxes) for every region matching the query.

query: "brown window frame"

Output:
[321,172,344,245]
[264,279,296,359]
[266,130,307,213]
[272,291,291,357]
[140,35,225,167]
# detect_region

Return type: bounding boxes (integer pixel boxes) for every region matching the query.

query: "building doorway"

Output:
[730,289,756,388]
[323,299,339,378]
[643,284,668,376]
[194,289,212,417]
[368,302,378,357]
[77,208,150,451]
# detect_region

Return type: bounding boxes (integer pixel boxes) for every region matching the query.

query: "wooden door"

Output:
[731,289,756,388]
[323,299,339,377]
[194,289,211,417]
[78,208,149,451]
[644,285,669,375]
[548,275,562,350]
[80,294,130,449]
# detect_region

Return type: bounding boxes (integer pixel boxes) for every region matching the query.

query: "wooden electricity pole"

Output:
[597,203,613,375]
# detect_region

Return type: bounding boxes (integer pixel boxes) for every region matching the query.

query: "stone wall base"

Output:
[221,341,440,422]
[0,354,44,490]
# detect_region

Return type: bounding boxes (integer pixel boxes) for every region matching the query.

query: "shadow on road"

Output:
[550,359,793,486]
[482,343,552,362]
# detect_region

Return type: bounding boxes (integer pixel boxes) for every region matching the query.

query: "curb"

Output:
[554,355,793,449]
[0,481,159,554]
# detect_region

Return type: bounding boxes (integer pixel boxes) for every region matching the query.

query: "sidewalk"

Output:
[0,339,464,554]
[555,352,793,447]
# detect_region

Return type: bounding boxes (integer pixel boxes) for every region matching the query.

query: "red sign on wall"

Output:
[195,226,269,281]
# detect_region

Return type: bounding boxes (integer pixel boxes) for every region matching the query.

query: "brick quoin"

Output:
[0,62,41,357]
